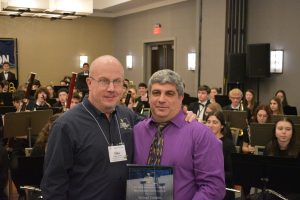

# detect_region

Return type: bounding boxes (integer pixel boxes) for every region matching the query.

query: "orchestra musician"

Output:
[26,87,51,111]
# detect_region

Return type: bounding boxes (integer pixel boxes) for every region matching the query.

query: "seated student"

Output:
[264,117,300,200]
[243,89,257,117]
[9,91,29,199]
[31,114,61,157]
[53,88,68,109]
[264,117,298,158]
[134,82,150,114]
[275,89,298,115]
[223,88,244,111]
[189,85,211,122]
[203,102,223,121]
[269,96,284,115]
[70,92,82,109]
[26,87,51,111]
[46,85,56,99]
[1,80,9,93]
[209,87,219,103]
[206,111,236,200]
[242,105,272,154]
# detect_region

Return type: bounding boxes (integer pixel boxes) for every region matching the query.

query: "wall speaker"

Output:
[246,43,271,78]
[228,53,246,83]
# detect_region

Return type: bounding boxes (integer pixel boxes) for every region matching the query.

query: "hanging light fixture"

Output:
[0,0,93,19]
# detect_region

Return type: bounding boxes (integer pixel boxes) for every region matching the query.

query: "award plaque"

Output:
[126,165,173,200]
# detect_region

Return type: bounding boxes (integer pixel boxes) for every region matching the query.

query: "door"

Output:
[151,43,174,75]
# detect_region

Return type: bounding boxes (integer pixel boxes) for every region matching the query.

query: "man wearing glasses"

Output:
[41,55,141,200]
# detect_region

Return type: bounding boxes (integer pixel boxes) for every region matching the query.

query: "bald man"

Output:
[41,55,141,200]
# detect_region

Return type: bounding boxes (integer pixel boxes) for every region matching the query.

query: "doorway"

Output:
[144,40,174,81]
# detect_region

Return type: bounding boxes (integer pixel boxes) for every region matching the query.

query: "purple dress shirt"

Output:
[134,111,225,200]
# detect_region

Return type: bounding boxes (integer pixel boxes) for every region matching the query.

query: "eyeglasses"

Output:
[89,76,123,88]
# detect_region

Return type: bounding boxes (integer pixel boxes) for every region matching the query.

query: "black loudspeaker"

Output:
[228,53,246,83]
[246,43,271,78]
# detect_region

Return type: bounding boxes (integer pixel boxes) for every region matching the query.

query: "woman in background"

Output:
[209,87,219,103]
[242,105,272,154]
[269,97,283,115]
[206,111,236,200]
[264,117,298,158]
[275,90,288,108]
[243,89,257,117]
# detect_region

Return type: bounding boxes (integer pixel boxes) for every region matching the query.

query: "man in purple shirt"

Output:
[133,69,225,200]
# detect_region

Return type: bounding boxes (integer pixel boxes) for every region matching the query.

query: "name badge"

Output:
[108,144,127,163]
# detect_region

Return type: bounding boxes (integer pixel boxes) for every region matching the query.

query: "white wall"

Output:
[200,0,226,90]
[0,16,113,85]
[248,0,300,111]
[112,0,198,96]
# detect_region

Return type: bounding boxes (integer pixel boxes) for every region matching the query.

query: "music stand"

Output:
[36,106,63,114]
[250,123,274,147]
[284,106,298,116]
[231,153,300,198]
[270,115,300,124]
[4,110,53,147]
[0,93,13,106]
[223,110,248,129]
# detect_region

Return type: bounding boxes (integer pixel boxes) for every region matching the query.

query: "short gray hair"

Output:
[148,69,184,96]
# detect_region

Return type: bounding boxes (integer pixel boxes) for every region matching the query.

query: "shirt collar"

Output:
[82,97,117,118]
[146,110,186,129]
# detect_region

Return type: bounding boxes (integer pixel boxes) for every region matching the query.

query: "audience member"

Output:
[133,69,225,200]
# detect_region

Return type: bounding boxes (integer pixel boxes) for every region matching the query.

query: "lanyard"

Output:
[82,102,123,146]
